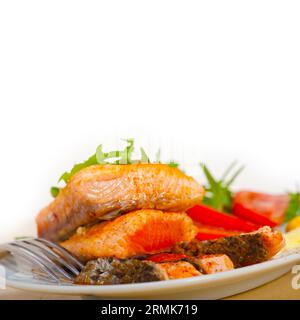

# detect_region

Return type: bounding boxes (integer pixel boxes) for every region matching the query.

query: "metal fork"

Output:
[0,238,84,283]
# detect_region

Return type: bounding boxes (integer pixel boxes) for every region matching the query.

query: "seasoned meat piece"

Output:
[172,227,285,268]
[75,258,168,285]
[61,210,197,261]
[36,164,204,241]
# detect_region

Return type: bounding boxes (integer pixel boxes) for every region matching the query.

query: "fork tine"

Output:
[11,242,74,280]
[24,239,80,276]
[35,238,84,270]
[2,243,60,283]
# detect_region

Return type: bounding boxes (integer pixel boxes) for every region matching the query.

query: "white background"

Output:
[0,1,299,242]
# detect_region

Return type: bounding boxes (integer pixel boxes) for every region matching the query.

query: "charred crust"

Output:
[173,233,268,268]
[75,258,166,285]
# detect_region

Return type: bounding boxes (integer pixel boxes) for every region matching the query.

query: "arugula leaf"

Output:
[167,160,179,168]
[50,186,60,197]
[51,139,180,197]
[201,162,244,212]
[154,149,179,168]
[225,165,245,188]
[59,154,97,183]
[155,149,161,163]
[140,147,151,163]
[123,139,135,164]
[60,140,136,185]
[285,193,300,222]
[220,161,238,181]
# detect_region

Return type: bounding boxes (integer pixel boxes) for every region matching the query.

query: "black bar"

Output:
[0,300,297,319]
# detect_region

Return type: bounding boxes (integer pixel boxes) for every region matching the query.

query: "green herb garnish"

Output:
[201,161,244,212]
[59,154,98,183]
[50,186,60,197]
[167,160,179,168]
[58,139,144,185]
[51,139,179,197]
[285,192,300,222]
[154,149,179,168]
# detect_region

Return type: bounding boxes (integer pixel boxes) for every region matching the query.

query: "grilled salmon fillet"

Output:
[36,164,204,241]
[173,226,285,267]
[61,209,197,261]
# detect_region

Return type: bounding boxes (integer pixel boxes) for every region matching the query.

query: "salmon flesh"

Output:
[36,164,204,241]
[196,254,234,274]
[61,209,197,261]
[157,261,201,279]
[146,253,234,274]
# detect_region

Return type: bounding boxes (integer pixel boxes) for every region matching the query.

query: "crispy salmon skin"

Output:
[61,209,197,261]
[75,258,168,285]
[74,258,200,285]
[36,164,204,241]
[173,226,285,267]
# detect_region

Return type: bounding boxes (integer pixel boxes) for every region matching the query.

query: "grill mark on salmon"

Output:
[61,209,197,261]
[172,226,285,268]
[36,164,204,241]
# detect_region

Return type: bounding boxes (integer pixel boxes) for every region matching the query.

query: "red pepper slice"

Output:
[187,204,259,232]
[232,191,290,226]
[195,224,240,240]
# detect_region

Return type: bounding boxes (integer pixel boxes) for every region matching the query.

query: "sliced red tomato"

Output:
[187,205,259,233]
[232,191,290,226]
[145,253,188,263]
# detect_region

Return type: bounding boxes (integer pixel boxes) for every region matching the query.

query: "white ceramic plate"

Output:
[2,249,300,299]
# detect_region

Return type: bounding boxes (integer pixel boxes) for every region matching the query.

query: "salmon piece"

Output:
[157,256,233,279]
[146,253,234,274]
[75,258,169,285]
[157,261,201,279]
[173,226,285,267]
[61,209,197,261]
[75,258,201,285]
[196,254,234,274]
[36,164,204,241]
[258,226,285,259]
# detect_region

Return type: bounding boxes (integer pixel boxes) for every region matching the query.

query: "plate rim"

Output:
[4,252,300,296]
